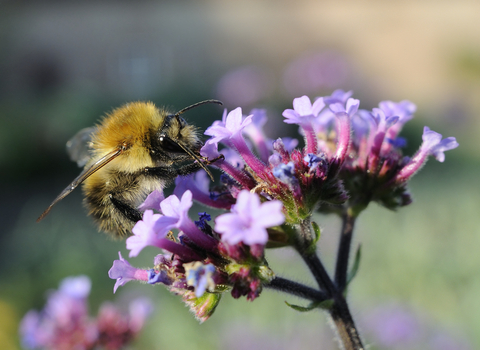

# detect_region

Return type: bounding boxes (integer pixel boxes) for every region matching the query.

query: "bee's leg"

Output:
[144,163,202,177]
[109,194,143,223]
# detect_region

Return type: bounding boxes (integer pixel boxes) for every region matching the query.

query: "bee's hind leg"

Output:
[109,194,143,223]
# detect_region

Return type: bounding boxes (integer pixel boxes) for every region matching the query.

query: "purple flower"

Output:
[153,191,217,252]
[108,252,149,292]
[43,276,91,327]
[127,194,209,259]
[282,95,325,125]
[19,276,99,350]
[420,126,459,162]
[127,210,167,257]
[394,127,458,184]
[379,100,416,137]
[283,95,325,154]
[215,190,284,246]
[200,139,221,160]
[205,107,253,143]
[329,97,360,117]
[205,108,269,177]
[157,191,194,231]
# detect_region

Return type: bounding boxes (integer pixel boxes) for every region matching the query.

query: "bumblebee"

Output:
[38,100,222,237]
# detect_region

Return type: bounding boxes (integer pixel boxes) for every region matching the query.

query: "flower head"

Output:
[20,276,151,350]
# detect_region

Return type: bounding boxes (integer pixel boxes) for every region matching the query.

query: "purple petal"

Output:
[200,139,221,159]
[108,252,138,292]
[421,126,459,162]
[292,96,313,116]
[311,97,326,116]
[345,98,360,116]
[138,190,165,211]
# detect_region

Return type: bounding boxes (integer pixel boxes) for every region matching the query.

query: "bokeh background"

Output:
[1,1,479,349]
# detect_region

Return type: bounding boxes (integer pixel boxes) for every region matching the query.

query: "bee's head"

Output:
[153,114,201,159]
[151,99,222,162]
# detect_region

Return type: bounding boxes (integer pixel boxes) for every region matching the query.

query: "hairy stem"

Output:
[296,221,364,350]
[302,253,364,350]
[334,212,356,292]
[265,277,328,302]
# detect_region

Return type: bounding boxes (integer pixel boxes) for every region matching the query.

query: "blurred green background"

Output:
[1,1,479,349]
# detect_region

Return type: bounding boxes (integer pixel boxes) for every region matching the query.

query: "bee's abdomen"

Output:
[83,170,151,238]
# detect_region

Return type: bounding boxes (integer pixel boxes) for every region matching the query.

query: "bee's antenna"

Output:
[170,99,222,181]
[174,100,223,119]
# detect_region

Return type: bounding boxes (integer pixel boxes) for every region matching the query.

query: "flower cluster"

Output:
[19,276,152,350]
[109,90,458,321]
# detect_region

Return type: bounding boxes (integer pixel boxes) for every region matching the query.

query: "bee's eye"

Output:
[159,134,185,153]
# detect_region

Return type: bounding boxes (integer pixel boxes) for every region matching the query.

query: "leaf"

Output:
[346,244,362,285]
[285,299,333,312]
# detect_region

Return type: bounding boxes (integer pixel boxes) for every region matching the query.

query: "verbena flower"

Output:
[108,252,150,292]
[333,100,459,214]
[109,91,458,323]
[215,190,284,246]
[19,276,152,350]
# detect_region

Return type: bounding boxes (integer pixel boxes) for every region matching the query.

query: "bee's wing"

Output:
[37,148,123,222]
[66,126,97,167]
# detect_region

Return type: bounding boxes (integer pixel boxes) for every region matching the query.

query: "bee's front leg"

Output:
[144,163,203,178]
